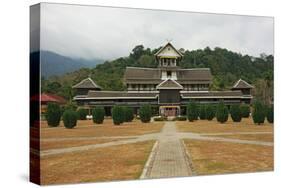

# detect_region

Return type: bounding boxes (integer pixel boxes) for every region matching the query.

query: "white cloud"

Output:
[40,3,274,60]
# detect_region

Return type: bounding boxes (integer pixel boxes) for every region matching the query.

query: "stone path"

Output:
[40,123,273,157]
[142,122,192,178]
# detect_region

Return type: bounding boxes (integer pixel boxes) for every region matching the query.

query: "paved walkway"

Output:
[142,122,192,178]
[40,124,273,157]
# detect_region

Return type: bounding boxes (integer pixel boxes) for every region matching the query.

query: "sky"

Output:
[40,3,274,60]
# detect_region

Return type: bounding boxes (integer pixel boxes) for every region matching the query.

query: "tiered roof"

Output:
[124,67,212,84]
[74,91,158,99]
[181,91,243,98]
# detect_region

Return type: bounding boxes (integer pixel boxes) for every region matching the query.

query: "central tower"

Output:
[154,42,183,80]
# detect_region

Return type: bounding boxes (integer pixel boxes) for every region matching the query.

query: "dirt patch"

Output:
[41,140,155,185]
[177,118,273,133]
[184,139,273,175]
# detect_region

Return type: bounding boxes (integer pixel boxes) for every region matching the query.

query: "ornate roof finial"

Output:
[166,38,173,43]
[88,72,92,78]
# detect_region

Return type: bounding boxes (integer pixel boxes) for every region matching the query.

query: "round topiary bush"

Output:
[240,104,250,118]
[206,104,215,121]
[77,108,88,120]
[46,103,61,127]
[62,109,78,129]
[199,105,206,120]
[139,105,152,123]
[266,105,273,123]
[252,100,265,125]
[112,105,124,125]
[92,107,105,124]
[216,101,228,123]
[230,105,242,122]
[187,101,198,122]
[123,107,134,122]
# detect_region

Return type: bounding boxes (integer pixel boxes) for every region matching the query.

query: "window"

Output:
[167,71,172,78]
[143,85,147,90]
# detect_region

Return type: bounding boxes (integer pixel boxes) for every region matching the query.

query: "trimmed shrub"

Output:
[139,105,152,123]
[216,101,228,123]
[77,108,88,120]
[266,105,273,123]
[123,106,134,122]
[187,101,198,122]
[175,116,187,121]
[62,110,77,129]
[230,105,242,122]
[92,107,105,124]
[206,104,215,121]
[199,105,206,120]
[252,100,265,125]
[112,105,124,125]
[61,103,78,115]
[46,103,61,127]
[240,104,250,118]
[154,117,167,121]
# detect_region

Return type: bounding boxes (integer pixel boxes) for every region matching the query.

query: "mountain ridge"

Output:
[33,50,104,77]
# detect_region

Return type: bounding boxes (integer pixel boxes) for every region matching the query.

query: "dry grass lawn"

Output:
[184,139,273,175]
[213,134,273,142]
[41,119,163,139]
[41,138,126,150]
[177,118,273,133]
[41,140,155,185]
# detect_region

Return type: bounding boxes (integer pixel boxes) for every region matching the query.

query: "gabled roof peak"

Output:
[156,79,183,90]
[154,42,183,57]
[72,77,101,89]
[232,79,254,89]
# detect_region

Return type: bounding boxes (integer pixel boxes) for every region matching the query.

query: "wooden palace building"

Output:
[73,42,253,117]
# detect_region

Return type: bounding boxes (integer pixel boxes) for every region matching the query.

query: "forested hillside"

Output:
[39,51,103,77]
[41,45,273,104]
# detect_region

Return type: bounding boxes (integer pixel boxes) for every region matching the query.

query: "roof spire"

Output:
[88,72,92,78]
[166,38,173,43]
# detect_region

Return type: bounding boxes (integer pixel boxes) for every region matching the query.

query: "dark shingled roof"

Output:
[181,90,242,98]
[85,91,158,99]
[72,78,101,89]
[232,79,254,89]
[177,68,212,82]
[124,67,161,79]
[156,79,183,89]
[124,67,212,84]
[124,67,161,84]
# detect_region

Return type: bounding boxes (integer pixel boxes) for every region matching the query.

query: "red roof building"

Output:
[31,93,67,104]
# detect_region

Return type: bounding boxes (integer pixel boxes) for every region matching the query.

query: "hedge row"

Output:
[45,101,273,127]
[185,100,273,124]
